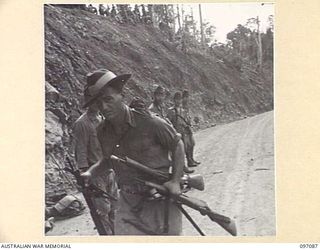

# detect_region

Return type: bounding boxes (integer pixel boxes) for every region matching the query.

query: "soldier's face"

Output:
[154,93,165,105]
[174,98,182,107]
[97,87,123,121]
[89,102,100,113]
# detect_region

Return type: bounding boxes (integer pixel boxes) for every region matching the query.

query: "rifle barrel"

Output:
[110,155,204,191]
[65,156,109,235]
[111,155,169,180]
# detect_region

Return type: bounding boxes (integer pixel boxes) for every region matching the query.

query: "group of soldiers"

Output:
[87,4,153,25]
[72,69,200,235]
[147,86,200,169]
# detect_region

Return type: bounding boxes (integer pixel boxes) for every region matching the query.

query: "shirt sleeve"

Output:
[154,116,181,152]
[73,121,89,169]
[166,109,175,126]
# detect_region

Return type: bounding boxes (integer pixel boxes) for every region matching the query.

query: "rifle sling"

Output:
[174,108,192,127]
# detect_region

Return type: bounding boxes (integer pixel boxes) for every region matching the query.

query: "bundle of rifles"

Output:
[65,155,237,236]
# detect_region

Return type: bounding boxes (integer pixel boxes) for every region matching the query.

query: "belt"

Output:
[121,185,165,201]
[120,183,149,195]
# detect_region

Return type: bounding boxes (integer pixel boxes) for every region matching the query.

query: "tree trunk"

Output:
[176,4,181,30]
[257,16,263,73]
[181,4,185,29]
[199,4,204,47]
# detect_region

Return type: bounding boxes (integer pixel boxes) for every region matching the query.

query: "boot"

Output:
[183,165,195,174]
[192,159,201,165]
[191,150,200,165]
[187,156,198,167]
[187,150,198,167]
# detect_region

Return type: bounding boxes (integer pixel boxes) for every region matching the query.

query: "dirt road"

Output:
[47,111,275,236]
[183,111,275,236]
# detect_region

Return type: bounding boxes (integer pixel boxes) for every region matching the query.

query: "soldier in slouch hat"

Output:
[81,69,184,235]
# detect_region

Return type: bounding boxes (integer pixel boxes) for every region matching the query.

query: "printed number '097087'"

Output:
[300,244,318,248]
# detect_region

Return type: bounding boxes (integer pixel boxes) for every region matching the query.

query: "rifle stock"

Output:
[141,180,237,236]
[182,174,204,191]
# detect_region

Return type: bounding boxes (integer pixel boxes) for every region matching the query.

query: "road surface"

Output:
[183,111,275,236]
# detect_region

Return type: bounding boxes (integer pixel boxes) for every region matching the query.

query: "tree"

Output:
[199,4,204,47]
[225,17,274,75]
[261,28,273,62]
[176,4,181,30]
[268,15,274,32]
[245,17,262,72]
[226,24,251,56]
[203,22,216,45]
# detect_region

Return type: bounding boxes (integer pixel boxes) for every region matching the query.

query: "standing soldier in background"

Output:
[167,92,195,173]
[73,73,119,235]
[148,85,166,119]
[181,90,200,166]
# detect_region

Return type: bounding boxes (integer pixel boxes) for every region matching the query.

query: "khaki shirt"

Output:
[97,105,180,187]
[73,111,103,170]
[167,106,186,134]
[148,102,166,119]
[73,111,118,199]
[181,104,192,125]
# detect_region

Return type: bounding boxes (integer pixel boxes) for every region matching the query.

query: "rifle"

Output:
[138,179,237,236]
[110,155,204,191]
[64,156,116,235]
[110,155,237,236]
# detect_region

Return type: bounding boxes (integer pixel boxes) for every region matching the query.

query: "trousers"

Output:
[114,190,182,235]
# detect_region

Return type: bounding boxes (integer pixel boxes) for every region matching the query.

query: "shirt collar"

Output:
[124,104,136,127]
[101,104,136,130]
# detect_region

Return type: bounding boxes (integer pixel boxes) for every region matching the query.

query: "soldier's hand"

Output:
[80,171,92,187]
[163,180,181,197]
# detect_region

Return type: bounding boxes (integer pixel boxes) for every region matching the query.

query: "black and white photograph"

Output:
[44,3,275,236]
